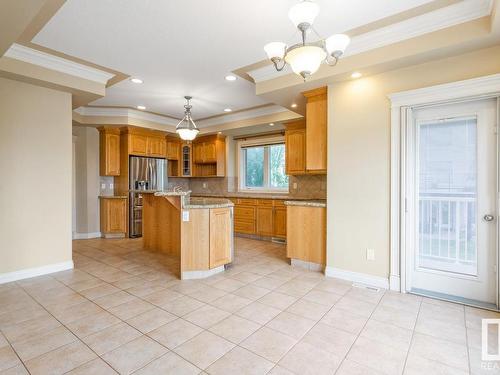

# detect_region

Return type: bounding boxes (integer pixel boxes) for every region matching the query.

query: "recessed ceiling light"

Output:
[351,72,362,79]
[225,75,237,81]
[291,103,297,108]
[269,123,275,126]
[137,105,146,110]
[218,131,222,134]
[130,78,143,84]
[224,108,232,112]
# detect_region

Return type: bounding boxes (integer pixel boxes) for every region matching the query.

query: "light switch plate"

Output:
[182,210,190,222]
[203,182,207,189]
[101,183,106,190]
[366,248,375,261]
[293,182,298,189]
[109,183,114,189]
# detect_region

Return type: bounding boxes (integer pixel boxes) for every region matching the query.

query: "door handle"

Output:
[484,214,495,222]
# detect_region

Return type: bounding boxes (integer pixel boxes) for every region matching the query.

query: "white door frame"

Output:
[388,74,500,303]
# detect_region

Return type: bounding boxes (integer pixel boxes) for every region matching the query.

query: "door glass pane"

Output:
[418,116,477,276]
[245,146,264,187]
[269,144,289,189]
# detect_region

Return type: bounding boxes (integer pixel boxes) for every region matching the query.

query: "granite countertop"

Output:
[153,190,192,197]
[192,193,325,201]
[284,200,327,208]
[98,195,127,199]
[183,197,234,209]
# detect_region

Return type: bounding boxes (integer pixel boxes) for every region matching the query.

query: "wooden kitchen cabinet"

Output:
[166,138,180,160]
[98,127,121,176]
[303,87,327,174]
[232,198,286,239]
[257,206,274,237]
[100,197,127,238]
[209,207,232,268]
[287,205,326,264]
[146,136,166,157]
[192,134,226,177]
[284,120,306,175]
[273,207,287,238]
[129,134,148,155]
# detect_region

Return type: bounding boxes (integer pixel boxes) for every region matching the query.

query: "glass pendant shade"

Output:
[177,127,199,141]
[285,45,326,77]
[264,42,287,60]
[325,34,350,55]
[288,1,319,27]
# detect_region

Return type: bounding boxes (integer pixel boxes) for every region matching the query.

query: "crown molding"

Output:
[197,105,288,127]
[74,104,289,129]
[4,43,115,84]
[248,0,493,83]
[74,106,179,126]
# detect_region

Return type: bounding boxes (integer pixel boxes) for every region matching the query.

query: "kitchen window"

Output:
[238,136,288,192]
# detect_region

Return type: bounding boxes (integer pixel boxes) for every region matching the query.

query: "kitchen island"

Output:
[142,191,234,279]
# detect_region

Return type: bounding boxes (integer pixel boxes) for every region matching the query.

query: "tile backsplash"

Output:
[184,174,326,199]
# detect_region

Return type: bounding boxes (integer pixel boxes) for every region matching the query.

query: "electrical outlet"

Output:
[203,182,207,189]
[101,183,106,190]
[109,183,114,189]
[293,182,298,189]
[366,248,375,261]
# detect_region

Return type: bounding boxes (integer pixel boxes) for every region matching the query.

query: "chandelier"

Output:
[176,96,199,141]
[264,0,350,80]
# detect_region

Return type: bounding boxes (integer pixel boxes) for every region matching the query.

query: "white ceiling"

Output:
[33,0,436,120]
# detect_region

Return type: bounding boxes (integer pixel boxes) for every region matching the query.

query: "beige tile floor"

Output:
[1,237,499,374]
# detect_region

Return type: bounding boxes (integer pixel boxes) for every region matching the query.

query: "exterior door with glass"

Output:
[406,99,497,306]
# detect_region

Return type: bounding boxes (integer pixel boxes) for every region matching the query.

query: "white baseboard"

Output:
[291,259,324,272]
[0,261,74,284]
[181,266,225,280]
[325,266,389,289]
[389,275,401,291]
[73,232,101,240]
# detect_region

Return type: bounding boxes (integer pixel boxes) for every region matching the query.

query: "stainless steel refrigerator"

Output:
[129,156,167,238]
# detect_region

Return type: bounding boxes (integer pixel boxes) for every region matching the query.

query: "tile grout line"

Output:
[400,295,423,375]
[332,287,387,374]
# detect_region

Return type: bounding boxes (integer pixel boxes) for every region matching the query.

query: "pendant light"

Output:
[176,96,199,141]
[264,0,350,80]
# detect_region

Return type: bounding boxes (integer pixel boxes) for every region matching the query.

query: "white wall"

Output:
[0,77,72,275]
[326,45,500,280]
[73,126,101,237]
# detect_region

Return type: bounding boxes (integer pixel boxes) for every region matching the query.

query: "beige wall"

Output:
[327,45,500,278]
[73,126,101,235]
[0,77,72,274]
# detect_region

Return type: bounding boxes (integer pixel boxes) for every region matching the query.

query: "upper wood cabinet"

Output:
[98,127,121,176]
[166,139,180,160]
[192,134,226,177]
[209,207,232,268]
[146,136,166,157]
[303,87,327,174]
[125,129,167,158]
[284,120,306,175]
[129,134,148,155]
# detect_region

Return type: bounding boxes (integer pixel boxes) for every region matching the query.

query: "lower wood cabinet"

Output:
[273,207,287,238]
[286,205,326,264]
[232,198,286,239]
[209,207,232,268]
[257,206,274,237]
[99,197,127,238]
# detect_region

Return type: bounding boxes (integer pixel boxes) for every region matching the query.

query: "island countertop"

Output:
[284,200,326,208]
[183,197,234,209]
